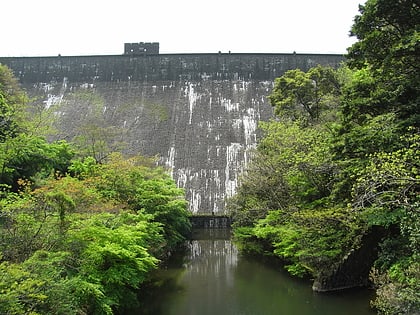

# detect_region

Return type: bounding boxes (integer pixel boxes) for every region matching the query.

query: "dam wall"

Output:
[0,53,344,214]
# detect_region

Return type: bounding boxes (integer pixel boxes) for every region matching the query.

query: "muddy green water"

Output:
[128,229,376,315]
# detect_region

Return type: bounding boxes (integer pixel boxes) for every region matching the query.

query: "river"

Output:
[127,229,376,315]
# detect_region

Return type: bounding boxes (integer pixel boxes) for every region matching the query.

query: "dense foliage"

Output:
[229,1,419,314]
[0,64,27,141]
[0,64,191,314]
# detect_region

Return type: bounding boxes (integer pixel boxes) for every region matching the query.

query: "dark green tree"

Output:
[269,65,342,125]
[0,134,75,191]
[346,0,419,127]
[0,64,27,141]
[1,54,191,315]
[353,132,420,314]
[85,153,191,249]
[333,0,419,203]
[230,3,419,304]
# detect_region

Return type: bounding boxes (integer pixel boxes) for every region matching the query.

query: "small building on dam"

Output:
[0,44,344,215]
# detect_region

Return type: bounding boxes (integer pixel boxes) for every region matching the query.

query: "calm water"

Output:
[128,229,376,315]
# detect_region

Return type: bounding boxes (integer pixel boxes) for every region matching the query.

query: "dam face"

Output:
[0,53,343,214]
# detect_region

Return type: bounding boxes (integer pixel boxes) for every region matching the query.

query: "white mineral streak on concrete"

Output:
[221,97,239,112]
[80,83,94,89]
[61,77,68,93]
[173,164,225,213]
[243,108,258,146]
[186,82,198,124]
[40,83,53,93]
[232,118,242,131]
[206,120,213,133]
[174,168,201,213]
[162,80,271,214]
[176,168,188,188]
[233,82,238,92]
[242,80,250,91]
[212,169,222,213]
[190,189,202,214]
[43,77,67,109]
[201,73,211,80]
[44,94,63,109]
[225,143,242,198]
[166,146,176,176]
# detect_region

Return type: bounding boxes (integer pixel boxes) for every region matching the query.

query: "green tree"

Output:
[0,64,55,140]
[351,132,420,314]
[0,134,75,191]
[0,177,88,262]
[231,1,419,298]
[0,259,47,315]
[66,212,162,312]
[230,66,343,229]
[331,111,401,203]
[332,0,419,204]
[346,0,419,127]
[228,118,358,277]
[0,59,191,315]
[73,123,125,164]
[269,65,342,125]
[0,64,27,141]
[84,153,191,249]
[1,157,188,314]
[0,65,75,192]
[352,132,419,232]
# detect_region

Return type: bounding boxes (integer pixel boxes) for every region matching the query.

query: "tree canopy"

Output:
[0,64,191,314]
[230,1,419,314]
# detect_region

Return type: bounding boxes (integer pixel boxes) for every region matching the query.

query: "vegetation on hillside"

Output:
[0,64,191,314]
[229,1,419,314]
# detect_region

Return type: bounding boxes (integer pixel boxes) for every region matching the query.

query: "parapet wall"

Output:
[0,53,344,214]
[1,53,343,83]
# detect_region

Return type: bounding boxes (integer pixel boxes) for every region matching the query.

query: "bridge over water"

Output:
[0,52,343,214]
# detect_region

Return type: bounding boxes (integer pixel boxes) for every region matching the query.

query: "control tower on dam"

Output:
[0,51,344,214]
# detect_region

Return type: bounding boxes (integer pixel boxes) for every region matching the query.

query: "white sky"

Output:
[1,0,365,57]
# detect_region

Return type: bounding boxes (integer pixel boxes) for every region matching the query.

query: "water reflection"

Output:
[129,229,375,315]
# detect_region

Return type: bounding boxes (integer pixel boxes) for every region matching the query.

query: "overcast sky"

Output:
[1,0,365,57]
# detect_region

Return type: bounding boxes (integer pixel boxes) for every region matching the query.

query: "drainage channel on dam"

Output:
[127,229,375,315]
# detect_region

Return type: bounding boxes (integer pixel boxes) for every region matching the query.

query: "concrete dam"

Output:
[0,52,343,214]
